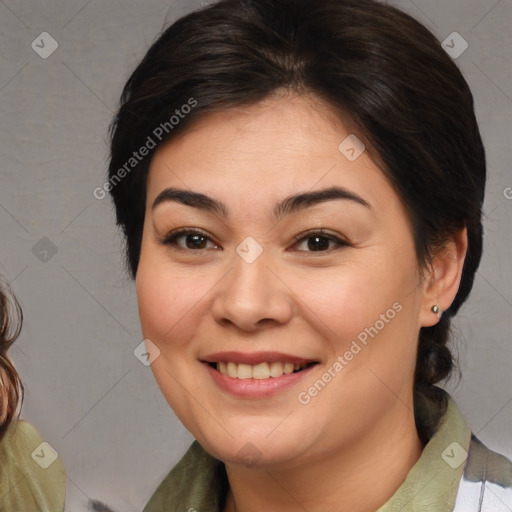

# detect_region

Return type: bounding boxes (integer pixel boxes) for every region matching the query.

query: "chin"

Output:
[197,428,309,469]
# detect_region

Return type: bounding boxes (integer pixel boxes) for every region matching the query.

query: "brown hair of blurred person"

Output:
[0,279,24,441]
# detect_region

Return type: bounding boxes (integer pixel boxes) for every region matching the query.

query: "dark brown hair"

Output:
[107,0,485,391]
[0,279,24,441]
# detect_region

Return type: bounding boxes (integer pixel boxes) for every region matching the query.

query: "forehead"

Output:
[146,94,394,216]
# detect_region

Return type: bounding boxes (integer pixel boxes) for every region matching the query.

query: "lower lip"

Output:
[203,362,317,398]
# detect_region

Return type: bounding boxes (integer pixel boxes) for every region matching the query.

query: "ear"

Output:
[419,226,468,328]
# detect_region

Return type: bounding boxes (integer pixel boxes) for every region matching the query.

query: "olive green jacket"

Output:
[143,388,512,511]
[0,420,66,511]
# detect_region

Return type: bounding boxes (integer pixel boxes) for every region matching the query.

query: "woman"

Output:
[106,0,512,510]
[0,278,66,510]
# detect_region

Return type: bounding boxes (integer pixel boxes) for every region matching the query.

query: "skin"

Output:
[135,92,468,512]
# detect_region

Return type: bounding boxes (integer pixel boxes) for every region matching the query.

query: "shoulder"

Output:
[3,419,42,448]
[0,419,66,512]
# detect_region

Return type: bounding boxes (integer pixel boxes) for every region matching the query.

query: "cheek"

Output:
[135,257,205,348]
[135,260,208,415]
[293,260,400,338]
[293,256,419,381]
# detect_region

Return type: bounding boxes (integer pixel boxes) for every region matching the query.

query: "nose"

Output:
[211,250,294,332]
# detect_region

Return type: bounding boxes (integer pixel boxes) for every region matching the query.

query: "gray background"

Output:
[0,0,511,510]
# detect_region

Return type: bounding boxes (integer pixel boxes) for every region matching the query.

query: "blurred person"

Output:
[0,278,66,510]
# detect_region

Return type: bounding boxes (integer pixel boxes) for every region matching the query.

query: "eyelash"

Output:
[159,227,350,253]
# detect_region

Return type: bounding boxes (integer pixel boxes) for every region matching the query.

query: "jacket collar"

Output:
[143,387,512,512]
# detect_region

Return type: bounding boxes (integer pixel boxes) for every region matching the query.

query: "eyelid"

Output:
[292,228,337,241]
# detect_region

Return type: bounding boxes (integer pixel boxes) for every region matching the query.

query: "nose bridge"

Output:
[227,243,274,307]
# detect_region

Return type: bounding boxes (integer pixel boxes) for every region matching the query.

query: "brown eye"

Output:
[292,230,350,252]
[161,229,220,251]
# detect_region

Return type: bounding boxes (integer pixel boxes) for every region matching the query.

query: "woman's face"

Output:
[136,93,436,468]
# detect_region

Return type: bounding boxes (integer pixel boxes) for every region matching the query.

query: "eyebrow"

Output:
[152,186,372,221]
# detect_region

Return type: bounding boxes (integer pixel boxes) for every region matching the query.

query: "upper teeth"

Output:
[216,361,308,379]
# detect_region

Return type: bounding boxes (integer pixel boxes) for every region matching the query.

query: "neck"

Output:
[223,401,424,512]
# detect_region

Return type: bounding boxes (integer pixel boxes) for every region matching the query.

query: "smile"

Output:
[211,361,314,379]
[200,352,319,398]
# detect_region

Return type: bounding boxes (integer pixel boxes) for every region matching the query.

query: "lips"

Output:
[200,351,317,366]
[200,351,319,384]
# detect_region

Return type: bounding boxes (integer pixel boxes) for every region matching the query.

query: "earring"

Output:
[431,305,442,320]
